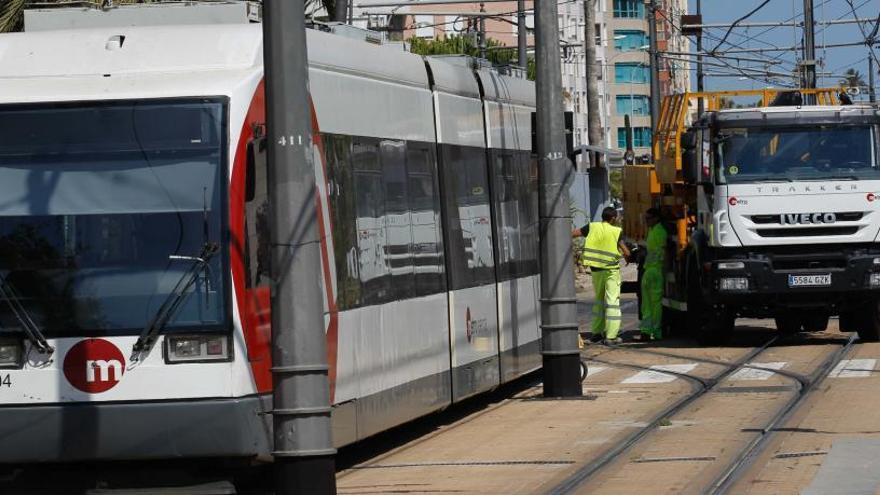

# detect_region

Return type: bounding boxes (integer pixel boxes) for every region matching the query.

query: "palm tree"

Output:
[840,68,867,89]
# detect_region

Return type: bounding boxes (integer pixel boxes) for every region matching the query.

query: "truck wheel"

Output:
[774,314,802,335]
[694,307,734,346]
[856,299,880,342]
[840,311,857,332]
[662,307,683,338]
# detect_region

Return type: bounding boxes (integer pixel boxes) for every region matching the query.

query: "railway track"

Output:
[548,330,858,494]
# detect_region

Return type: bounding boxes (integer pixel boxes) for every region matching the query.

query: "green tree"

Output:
[840,68,866,89]
[409,34,536,80]
[609,169,622,202]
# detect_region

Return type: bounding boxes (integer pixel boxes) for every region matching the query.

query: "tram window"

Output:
[440,144,496,290]
[407,143,445,296]
[490,150,539,280]
[244,137,270,288]
[380,140,415,300]
[325,134,362,310]
[353,137,392,305]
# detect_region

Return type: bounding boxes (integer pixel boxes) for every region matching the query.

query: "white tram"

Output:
[0,23,540,464]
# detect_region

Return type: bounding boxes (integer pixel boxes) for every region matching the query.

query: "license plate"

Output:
[788,274,831,287]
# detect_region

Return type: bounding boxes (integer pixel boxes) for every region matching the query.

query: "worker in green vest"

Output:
[572,207,630,345]
[640,208,667,340]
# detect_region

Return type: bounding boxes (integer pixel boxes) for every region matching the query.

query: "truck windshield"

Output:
[0,99,227,337]
[716,125,879,183]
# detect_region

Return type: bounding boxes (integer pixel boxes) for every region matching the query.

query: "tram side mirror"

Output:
[681,130,699,185]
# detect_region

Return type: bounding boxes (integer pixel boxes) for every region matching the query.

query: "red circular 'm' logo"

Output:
[868,193,876,202]
[63,339,126,393]
[728,197,738,206]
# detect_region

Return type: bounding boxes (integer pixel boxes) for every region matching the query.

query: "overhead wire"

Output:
[843,0,880,70]
[655,7,791,88]
[709,0,774,54]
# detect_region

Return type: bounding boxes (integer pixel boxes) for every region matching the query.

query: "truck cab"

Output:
[680,104,880,340]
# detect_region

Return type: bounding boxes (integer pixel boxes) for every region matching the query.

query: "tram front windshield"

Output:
[0,99,227,337]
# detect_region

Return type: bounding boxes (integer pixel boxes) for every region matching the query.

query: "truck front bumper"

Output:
[707,248,880,314]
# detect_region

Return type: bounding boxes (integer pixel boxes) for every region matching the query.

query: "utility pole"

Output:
[584,0,603,169]
[517,0,527,67]
[869,54,877,103]
[535,0,581,397]
[802,0,817,103]
[334,0,348,22]
[696,0,704,115]
[478,2,487,59]
[647,0,661,159]
[262,1,337,493]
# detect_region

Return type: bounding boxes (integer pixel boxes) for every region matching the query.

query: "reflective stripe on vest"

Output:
[582,222,622,269]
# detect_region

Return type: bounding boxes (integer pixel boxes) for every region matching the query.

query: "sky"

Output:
[685,0,880,99]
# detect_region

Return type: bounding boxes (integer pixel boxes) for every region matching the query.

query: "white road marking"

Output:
[621,363,698,384]
[829,359,877,378]
[585,365,608,378]
[729,362,787,381]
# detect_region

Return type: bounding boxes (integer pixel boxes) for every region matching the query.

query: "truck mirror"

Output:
[682,148,698,184]
[680,130,697,150]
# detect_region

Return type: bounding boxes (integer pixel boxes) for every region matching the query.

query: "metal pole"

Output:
[869,54,877,103]
[479,2,486,59]
[647,0,660,160]
[535,0,581,397]
[334,0,348,22]
[802,0,817,93]
[518,0,527,67]
[584,0,603,169]
[262,1,337,493]
[696,0,704,115]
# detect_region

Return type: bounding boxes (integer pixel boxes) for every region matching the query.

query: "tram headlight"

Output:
[164,334,231,364]
[0,338,22,368]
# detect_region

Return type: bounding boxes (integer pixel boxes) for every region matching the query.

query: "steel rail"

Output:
[547,335,779,495]
[710,333,859,494]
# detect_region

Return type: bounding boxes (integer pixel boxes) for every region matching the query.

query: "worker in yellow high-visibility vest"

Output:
[572,207,630,345]
[640,208,667,341]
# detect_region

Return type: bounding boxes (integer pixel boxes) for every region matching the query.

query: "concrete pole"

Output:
[262,1,337,493]
[517,0,527,67]
[802,0,816,89]
[334,0,348,22]
[869,54,876,103]
[535,0,581,397]
[647,0,660,159]
[583,0,603,169]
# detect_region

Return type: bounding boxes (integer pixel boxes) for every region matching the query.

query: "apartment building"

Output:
[602,0,688,158]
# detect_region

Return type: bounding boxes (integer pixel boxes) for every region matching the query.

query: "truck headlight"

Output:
[0,338,23,368]
[165,334,231,364]
[719,277,749,291]
[869,273,880,288]
[718,262,745,270]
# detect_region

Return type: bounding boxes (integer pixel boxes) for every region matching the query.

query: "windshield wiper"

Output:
[0,275,53,355]
[131,242,219,357]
